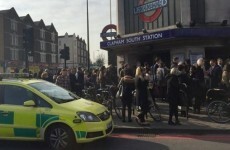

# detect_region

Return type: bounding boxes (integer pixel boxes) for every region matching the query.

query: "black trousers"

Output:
[168,100,179,122]
[122,95,132,120]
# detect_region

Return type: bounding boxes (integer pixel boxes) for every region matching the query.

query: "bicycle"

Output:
[82,84,122,119]
[206,88,230,123]
[116,90,162,122]
[82,86,97,101]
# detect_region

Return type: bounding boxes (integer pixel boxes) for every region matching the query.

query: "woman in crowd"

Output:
[135,67,149,125]
[118,68,135,122]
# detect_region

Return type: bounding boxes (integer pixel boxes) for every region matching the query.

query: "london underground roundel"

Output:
[134,0,168,23]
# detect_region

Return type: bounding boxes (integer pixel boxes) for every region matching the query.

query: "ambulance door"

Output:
[0,85,39,139]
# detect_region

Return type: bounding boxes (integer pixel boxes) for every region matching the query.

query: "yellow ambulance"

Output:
[0,74,113,150]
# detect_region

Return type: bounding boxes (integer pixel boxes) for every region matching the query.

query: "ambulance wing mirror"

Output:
[24,100,36,107]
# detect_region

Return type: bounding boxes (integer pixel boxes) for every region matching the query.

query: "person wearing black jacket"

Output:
[118,68,135,122]
[208,59,222,89]
[166,67,181,125]
[135,67,149,125]
[69,68,77,93]
[76,67,84,97]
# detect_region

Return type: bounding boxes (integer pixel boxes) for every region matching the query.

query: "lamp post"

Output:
[87,0,90,70]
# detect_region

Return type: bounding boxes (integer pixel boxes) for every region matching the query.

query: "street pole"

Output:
[87,0,90,70]
[110,0,112,25]
[110,0,112,40]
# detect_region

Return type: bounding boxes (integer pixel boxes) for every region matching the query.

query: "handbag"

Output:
[116,84,123,98]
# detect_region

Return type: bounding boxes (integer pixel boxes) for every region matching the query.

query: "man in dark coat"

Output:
[208,59,222,88]
[69,68,77,93]
[76,67,84,97]
[166,67,181,125]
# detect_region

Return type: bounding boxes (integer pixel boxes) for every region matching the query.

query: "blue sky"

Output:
[0,0,117,63]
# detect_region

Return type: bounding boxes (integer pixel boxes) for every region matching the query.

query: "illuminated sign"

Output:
[134,0,168,22]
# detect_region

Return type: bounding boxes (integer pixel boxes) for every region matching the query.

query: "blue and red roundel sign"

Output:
[100,24,117,41]
[134,0,168,22]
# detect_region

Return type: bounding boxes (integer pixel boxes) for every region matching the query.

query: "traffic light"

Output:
[59,44,70,60]
[23,27,34,55]
[65,46,70,60]
[60,49,66,59]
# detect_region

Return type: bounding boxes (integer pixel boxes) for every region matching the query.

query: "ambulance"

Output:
[0,74,113,150]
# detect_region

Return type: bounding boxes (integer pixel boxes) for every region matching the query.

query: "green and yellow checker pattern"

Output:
[0,111,59,138]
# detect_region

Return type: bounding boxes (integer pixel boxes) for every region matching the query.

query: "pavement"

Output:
[112,100,230,135]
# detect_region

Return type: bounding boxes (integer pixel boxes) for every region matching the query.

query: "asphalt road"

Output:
[1,133,230,150]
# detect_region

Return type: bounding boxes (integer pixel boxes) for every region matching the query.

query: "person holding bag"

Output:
[118,67,135,122]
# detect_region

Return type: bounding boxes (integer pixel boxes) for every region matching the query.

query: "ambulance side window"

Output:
[0,85,3,104]
[3,85,33,105]
[34,95,52,108]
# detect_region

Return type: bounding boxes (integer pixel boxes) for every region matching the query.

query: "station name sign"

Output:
[134,0,168,15]
[101,30,171,48]
[100,28,230,49]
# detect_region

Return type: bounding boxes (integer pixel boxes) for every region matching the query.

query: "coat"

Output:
[135,76,149,107]
[166,74,180,104]
[119,75,135,103]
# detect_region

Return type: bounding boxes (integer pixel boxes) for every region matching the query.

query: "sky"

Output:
[0,0,117,64]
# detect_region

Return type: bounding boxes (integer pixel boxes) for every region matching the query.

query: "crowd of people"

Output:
[35,56,230,126]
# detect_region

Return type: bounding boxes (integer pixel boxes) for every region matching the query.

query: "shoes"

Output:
[168,121,175,125]
[175,121,182,125]
[181,111,187,117]
[128,119,132,122]
[135,117,150,126]
[135,117,141,124]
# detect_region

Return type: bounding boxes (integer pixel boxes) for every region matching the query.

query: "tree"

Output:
[94,54,105,67]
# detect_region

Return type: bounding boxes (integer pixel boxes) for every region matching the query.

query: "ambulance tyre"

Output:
[45,124,76,150]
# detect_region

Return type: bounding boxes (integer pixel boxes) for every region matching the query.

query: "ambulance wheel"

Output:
[45,124,76,150]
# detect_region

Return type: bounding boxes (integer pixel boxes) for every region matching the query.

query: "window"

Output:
[11,35,18,46]
[1,85,51,108]
[11,20,17,31]
[28,56,33,62]
[10,49,18,60]
[51,43,55,52]
[51,32,55,41]
[3,85,34,105]
[51,54,56,63]
[34,94,51,108]
[40,41,46,51]
[40,53,46,62]
[40,29,45,39]
[78,56,80,63]
[11,35,14,45]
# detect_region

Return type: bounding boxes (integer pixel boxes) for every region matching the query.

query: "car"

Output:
[0,74,113,150]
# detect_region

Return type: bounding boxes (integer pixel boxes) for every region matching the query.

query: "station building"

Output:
[100,0,230,69]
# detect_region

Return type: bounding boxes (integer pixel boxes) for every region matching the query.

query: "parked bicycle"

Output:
[82,85,121,118]
[206,88,230,123]
[130,91,161,121]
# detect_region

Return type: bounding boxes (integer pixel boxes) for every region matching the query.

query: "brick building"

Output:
[0,7,58,73]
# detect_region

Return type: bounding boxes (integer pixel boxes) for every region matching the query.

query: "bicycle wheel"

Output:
[149,103,161,121]
[207,101,230,123]
[113,98,122,119]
